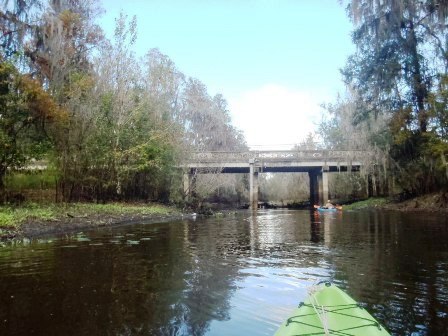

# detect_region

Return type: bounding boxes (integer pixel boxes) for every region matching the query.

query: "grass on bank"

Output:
[342,197,388,210]
[0,202,178,228]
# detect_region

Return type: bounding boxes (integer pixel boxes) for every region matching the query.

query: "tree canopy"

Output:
[330,0,448,195]
[0,0,247,205]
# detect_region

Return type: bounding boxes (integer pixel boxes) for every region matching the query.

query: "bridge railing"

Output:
[188,150,371,163]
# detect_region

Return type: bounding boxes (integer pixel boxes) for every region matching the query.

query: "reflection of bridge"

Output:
[183,150,369,209]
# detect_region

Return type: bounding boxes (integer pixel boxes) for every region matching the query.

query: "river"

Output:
[0,209,447,335]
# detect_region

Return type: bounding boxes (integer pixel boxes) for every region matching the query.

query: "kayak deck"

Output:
[275,283,390,336]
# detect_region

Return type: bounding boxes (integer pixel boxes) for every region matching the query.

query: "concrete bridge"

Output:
[183,150,369,209]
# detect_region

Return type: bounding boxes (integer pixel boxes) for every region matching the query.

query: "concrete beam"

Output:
[183,173,192,200]
[322,170,329,204]
[308,171,319,206]
[249,160,259,210]
[317,174,323,205]
[184,162,362,173]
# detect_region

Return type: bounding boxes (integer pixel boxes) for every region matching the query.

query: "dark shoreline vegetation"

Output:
[0,202,183,241]
[1,192,447,242]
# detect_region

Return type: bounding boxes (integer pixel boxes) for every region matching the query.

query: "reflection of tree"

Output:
[0,220,241,336]
[310,211,322,243]
[173,219,248,335]
[328,211,448,335]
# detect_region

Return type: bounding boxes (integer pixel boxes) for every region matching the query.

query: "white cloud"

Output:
[228,85,325,150]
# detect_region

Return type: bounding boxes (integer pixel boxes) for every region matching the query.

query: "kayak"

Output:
[275,282,391,336]
[316,207,338,212]
[314,205,342,212]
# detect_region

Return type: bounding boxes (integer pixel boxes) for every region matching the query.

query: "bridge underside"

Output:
[199,165,360,174]
[184,164,361,210]
[183,150,369,210]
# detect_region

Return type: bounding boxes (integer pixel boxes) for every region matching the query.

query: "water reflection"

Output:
[0,210,447,335]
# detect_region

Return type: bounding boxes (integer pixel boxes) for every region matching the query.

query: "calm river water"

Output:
[0,209,447,335]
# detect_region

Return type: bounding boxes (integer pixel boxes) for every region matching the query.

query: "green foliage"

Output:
[319,102,350,149]
[428,74,448,139]
[5,170,57,190]
[118,134,179,201]
[330,173,367,200]
[0,212,15,227]
[70,203,176,216]
[390,131,448,194]
[338,1,448,195]
[342,198,388,210]
[0,61,64,192]
[0,202,177,228]
[0,1,41,61]
[1,1,247,206]
[0,203,57,228]
[344,0,448,132]
[259,173,309,203]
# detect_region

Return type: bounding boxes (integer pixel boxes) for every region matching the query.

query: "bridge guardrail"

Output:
[188,150,371,163]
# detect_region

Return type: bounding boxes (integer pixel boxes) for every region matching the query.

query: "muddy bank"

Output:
[381,192,448,213]
[20,213,187,238]
[2,193,447,241]
[1,212,191,241]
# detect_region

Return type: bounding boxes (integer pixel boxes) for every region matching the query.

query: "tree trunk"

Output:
[408,22,428,133]
[441,152,448,182]
[0,165,7,203]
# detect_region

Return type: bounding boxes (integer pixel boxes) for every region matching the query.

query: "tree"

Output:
[319,91,393,197]
[0,61,65,194]
[38,1,105,201]
[143,48,186,124]
[342,0,448,194]
[80,13,187,202]
[179,78,248,207]
[1,1,248,205]
[0,0,43,62]
[343,0,448,132]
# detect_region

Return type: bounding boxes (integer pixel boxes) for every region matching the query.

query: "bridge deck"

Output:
[184,150,367,173]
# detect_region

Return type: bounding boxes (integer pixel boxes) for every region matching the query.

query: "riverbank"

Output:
[342,192,448,212]
[2,192,447,241]
[0,202,184,241]
[382,192,448,212]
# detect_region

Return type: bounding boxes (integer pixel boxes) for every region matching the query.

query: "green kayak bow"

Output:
[275,282,391,336]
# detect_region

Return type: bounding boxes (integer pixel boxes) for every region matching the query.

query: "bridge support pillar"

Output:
[321,170,329,205]
[249,160,259,210]
[314,170,330,206]
[308,171,319,206]
[317,174,323,205]
[183,171,193,201]
[367,174,378,197]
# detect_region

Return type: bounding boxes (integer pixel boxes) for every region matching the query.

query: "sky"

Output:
[99,0,355,149]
